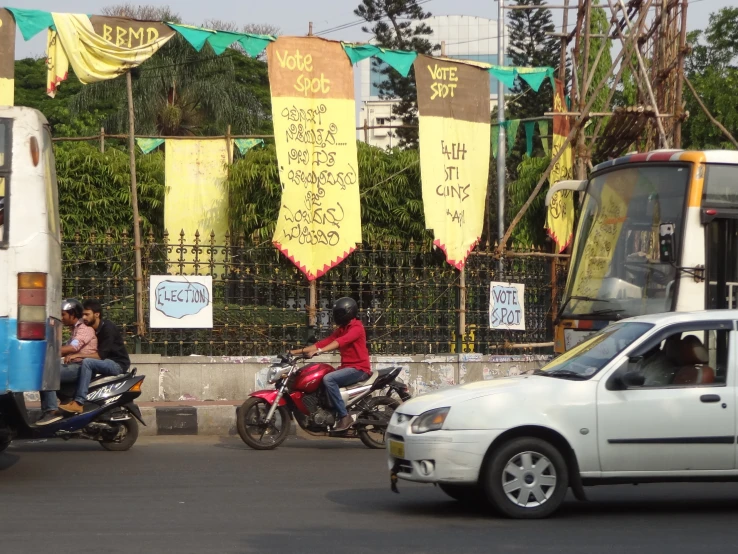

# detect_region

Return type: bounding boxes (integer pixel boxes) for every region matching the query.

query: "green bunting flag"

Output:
[342,44,418,78]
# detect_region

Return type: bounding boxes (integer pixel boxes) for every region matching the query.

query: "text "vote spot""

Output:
[427,64,459,100]
[276,49,332,96]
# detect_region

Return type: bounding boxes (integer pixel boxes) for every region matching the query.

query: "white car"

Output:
[387,310,738,518]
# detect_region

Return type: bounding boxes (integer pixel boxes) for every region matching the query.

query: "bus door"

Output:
[706,218,738,310]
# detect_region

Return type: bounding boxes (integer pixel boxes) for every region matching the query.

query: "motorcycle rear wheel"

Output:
[358,396,400,449]
[99,419,139,451]
[237,397,291,450]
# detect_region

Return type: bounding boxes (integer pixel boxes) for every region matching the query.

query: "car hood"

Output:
[398,377,530,415]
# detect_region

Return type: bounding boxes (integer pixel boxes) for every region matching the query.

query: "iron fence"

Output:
[61,229,569,356]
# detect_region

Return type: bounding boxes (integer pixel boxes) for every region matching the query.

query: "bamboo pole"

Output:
[100,127,105,153]
[126,71,145,342]
[673,0,689,147]
[306,21,318,334]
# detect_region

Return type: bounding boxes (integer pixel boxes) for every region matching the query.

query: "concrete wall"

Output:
[129,353,554,402]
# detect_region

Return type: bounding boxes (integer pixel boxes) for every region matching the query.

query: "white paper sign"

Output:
[150,275,213,329]
[489,282,526,331]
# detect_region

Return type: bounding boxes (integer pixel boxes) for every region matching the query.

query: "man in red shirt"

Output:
[293,297,370,432]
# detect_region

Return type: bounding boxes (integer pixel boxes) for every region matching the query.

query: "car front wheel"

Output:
[483,437,569,519]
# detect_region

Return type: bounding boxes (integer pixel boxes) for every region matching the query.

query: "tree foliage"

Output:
[55,142,165,237]
[354,0,439,148]
[226,142,429,246]
[506,0,560,178]
[682,7,738,150]
[506,155,550,248]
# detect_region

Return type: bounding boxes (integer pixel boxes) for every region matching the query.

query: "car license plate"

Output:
[389,439,405,458]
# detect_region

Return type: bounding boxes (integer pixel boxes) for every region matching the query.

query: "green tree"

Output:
[55,142,165,237]
[506,0,560,178]
[682,7,738,149]
[506,154,550,248]
[354,0,439,148]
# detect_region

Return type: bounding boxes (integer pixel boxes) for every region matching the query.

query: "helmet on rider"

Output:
[332,297,358,326]
[62,298,83,320]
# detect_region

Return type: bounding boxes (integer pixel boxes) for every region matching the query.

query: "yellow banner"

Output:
[267,37,361,280]
[164,139,230,275]
[414,55,491,269]
[0,9,14,106]
[546,78,575,253]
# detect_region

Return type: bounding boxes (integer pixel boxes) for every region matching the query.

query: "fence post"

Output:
[100,127,105,153]
[455,267,466,382]
[307,280,317,344]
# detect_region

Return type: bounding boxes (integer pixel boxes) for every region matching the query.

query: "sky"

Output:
[12,0,734,60]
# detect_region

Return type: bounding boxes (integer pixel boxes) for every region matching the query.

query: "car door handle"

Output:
[700,394,721,403]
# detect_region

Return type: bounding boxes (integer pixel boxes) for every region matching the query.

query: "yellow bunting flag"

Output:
[267,37,362,280]
[546,78,575,252]
[415,54,491,269]
[164,139,231,275]
[0,9,15,106]
[46,14,174,97]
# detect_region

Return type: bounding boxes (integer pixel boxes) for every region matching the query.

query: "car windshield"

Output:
[561,165,689,319]
[538,322,653,378]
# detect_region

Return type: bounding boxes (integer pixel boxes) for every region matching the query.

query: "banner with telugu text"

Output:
[0,9,15,105]
[164,139,230,275]
[267,36,362,281]
[415,54,490,269]
[545,78,575,253]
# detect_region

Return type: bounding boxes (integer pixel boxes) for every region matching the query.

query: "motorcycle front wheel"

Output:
[358,396,400,449]
[237,397,291,450]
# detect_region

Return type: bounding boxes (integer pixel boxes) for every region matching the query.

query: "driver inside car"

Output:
[291,297,371,433]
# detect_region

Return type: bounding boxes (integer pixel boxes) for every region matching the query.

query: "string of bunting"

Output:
[491,119,553,158]
[4,7,554,97]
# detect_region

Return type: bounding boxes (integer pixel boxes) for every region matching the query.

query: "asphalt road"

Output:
[2,436,738,554]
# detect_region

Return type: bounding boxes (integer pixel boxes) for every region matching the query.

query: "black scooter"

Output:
[0,369,146,452]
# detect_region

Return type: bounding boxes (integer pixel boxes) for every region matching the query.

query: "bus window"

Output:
[703,164,738,207]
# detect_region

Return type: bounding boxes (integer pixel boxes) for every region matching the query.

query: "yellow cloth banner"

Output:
[267,37,362,280]
[414,54,491,269]
[0,9,15,106]
[164,139,230,275]
[46,13,173,97]
[546,78,575,253]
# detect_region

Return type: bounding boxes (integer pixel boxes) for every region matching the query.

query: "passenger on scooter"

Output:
[58,299,131,415]
[37,299,98,425]
[291,297,371,432]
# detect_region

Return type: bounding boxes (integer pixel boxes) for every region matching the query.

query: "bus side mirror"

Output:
[659,223,675,263]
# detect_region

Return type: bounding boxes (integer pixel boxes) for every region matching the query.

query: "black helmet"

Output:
[62,298,83,319]
[333,297,358,326]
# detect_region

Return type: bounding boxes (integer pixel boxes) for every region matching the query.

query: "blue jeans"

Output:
[75,358,123,404]
[323,367,368,418]
[41,363,81,413]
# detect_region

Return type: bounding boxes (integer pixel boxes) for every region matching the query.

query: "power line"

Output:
[314,0,434,37]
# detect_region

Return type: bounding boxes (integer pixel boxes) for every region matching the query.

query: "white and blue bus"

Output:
[0,107,61,393]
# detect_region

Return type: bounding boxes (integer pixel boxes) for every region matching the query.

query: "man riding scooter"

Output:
[37,299,97,425]
[291,297,370,432]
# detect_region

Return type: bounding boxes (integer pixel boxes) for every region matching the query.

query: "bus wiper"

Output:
[589,308,624,318]
[558,295,609,315]
[535,369,589,380]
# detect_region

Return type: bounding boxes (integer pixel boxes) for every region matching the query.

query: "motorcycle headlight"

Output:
[411,407,450,434]
[267,366,289,384]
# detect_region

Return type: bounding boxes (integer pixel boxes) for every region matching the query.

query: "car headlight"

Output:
[267,366,289,384]
[411,407,450,434]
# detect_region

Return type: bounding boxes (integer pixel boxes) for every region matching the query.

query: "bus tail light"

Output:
[18,273,47,340]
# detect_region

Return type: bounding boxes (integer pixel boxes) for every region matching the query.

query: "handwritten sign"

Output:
[415,54,491,269]
[89,16,175,48]
[150,276,213,329]
[489,282,526,331]
[267,37,361,280]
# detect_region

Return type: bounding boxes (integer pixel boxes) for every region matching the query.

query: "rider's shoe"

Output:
[333,415,353,432]
[36,411,63,425]
[58,401,83,414]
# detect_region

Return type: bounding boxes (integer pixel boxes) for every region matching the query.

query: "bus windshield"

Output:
[561,164,690,319]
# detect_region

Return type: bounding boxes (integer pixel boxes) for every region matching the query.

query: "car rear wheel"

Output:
[483,437,568,519]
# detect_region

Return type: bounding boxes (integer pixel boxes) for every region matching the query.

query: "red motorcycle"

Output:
[237,353,410,450]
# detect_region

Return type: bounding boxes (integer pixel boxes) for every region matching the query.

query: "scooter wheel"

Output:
[99,418,139,451]
[237,397,291,450]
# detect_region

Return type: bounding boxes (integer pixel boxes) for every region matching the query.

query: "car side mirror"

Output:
[659,223,675,263]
